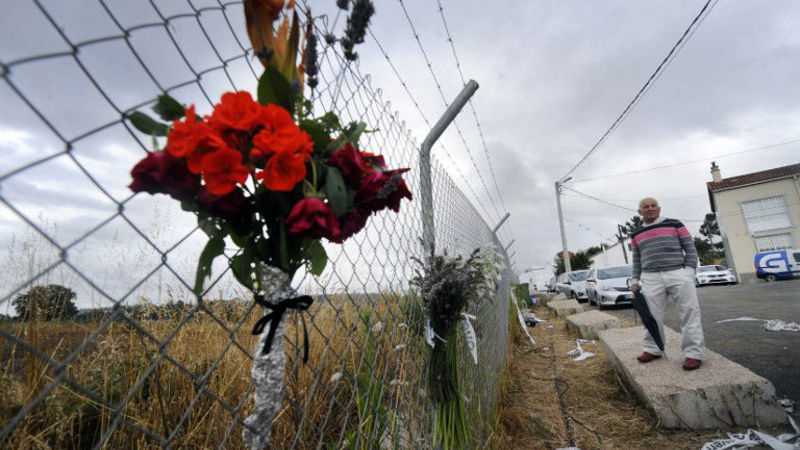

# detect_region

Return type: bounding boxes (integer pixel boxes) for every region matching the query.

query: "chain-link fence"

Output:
[0,1,514,448]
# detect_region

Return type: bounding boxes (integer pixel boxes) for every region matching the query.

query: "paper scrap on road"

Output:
[717,317,800,332]
[764,319,800,332]
[700,414,800,450]
[566,339,595,361]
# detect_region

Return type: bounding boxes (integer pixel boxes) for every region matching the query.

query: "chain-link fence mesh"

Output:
[0,1,514,448]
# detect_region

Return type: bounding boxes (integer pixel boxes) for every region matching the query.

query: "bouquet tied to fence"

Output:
[411,247,498,450]
[127,0,407,446]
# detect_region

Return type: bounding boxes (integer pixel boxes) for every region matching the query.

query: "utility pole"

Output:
[554,179,571,272]
[616,224,629,264]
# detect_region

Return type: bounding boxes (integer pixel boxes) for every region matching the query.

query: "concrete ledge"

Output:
[551,293,568,302]
[547,299,583,317]
[598,326,785,430]
[566,310,619,339]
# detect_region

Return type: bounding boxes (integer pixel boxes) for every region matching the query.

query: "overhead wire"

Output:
[559,0,718,182]
[571,137,800,183]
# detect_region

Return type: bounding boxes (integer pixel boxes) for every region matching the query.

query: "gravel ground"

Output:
[583,278,800,405]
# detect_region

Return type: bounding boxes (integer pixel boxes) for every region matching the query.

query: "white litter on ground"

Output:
[779,398,796,413]
[700,414,800,450]
[764,320,800,332]
[717,317,800,332]
[566,339,595,361]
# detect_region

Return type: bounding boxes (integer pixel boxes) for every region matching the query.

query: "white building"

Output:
[590,237,632,269]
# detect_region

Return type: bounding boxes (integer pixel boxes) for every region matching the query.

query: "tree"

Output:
[696,213,724,264]
[553,250,592,275]
[13,284,78,321]
[619,215,644,237]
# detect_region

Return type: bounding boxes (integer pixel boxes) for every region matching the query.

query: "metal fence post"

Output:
[420,80,479,256]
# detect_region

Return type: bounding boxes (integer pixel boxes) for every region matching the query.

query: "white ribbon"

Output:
[461,313,478,364]
[514,300,536,347]
[424,316,447,349]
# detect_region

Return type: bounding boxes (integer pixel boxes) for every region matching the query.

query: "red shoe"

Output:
[636,352,662,363]
[682,358,702,371]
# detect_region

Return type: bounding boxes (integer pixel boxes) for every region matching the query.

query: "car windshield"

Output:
[597,266,632,280]
[697,266,716,273]
[568,270,589,282]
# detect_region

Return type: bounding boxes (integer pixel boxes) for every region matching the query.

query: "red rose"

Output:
[197,187,251,233]
[329,207,368,243]
[327,143,366,185]
[129,151,200,201]
[285,197,340,240]
[355,168,412,213]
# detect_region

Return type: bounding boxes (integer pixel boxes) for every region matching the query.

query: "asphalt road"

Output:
[584,279,800,404]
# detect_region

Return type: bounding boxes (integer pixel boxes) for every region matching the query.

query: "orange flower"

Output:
[165,105,203,158]
[201,149,250,195]
[255,150,307,191]
[207,91,265,131]
[253,104,313,156]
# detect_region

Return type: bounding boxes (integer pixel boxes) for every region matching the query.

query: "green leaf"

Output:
[342,121,367,146]
[198,216,224,238]
[152,94,185,121]
[302,179,316,197]
[318,112,342,132]
[257,66,294,114]
[194,237,225,297]
[128,111,168,136]
[323,167,347,217]
[305,240,328,276]
[231,249,255,290]
[299,119,332,154]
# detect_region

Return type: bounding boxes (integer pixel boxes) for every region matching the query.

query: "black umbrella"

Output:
[629,285,667,359]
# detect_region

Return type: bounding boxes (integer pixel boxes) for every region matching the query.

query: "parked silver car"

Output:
[555,270,590,302]
[586,265,634,309]
[695,265,736,286]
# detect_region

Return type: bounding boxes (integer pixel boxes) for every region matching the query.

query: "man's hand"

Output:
[630,282,640,293]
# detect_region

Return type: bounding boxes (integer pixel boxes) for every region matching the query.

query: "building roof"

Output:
[707,162,800,211]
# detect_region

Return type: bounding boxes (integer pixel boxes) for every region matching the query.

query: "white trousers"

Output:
[640,267,704,360]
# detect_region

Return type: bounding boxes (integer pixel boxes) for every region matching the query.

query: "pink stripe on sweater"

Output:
[632,226,678,247]
[676,226,691,238]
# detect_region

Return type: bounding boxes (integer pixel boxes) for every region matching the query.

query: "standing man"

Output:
[629,197,704,370]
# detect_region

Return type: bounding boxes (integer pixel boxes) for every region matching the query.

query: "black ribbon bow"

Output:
[252,294,314,363]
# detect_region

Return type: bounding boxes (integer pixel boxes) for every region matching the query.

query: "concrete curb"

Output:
[547,299,583,317]
[598,326,786,429]
[566,310,620,340]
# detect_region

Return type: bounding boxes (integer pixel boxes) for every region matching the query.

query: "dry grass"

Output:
[495,303,725,450]
[0,293,428,449]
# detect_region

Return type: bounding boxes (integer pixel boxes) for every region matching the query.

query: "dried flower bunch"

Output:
[411,248,487,339]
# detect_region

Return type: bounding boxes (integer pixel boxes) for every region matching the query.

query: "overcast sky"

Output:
[2,0,800,302]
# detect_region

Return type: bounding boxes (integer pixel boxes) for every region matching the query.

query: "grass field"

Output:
[0,293,435,449]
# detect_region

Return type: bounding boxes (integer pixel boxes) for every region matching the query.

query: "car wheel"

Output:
[571,291,578,301]
[765,274,778,282]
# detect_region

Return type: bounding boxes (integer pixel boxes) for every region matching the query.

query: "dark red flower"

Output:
[360,151,386,171]
[197,187,251,232]
[327,143,366,185]
[285,197,340,240]
[355,168,412,213]
[129,151,200,201]
[329,207,369,243]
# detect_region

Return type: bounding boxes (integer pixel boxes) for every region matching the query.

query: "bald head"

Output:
[638,197,661,223]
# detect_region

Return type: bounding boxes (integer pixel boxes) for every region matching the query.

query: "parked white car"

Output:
[585,265,634,309]
[555,270,590,302]
[695,265,736,286]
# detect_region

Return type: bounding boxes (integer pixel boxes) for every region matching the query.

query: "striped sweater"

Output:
[630,217,698,282]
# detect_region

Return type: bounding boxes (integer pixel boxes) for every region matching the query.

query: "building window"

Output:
[754,233,794,252]
[742,196,791,233]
